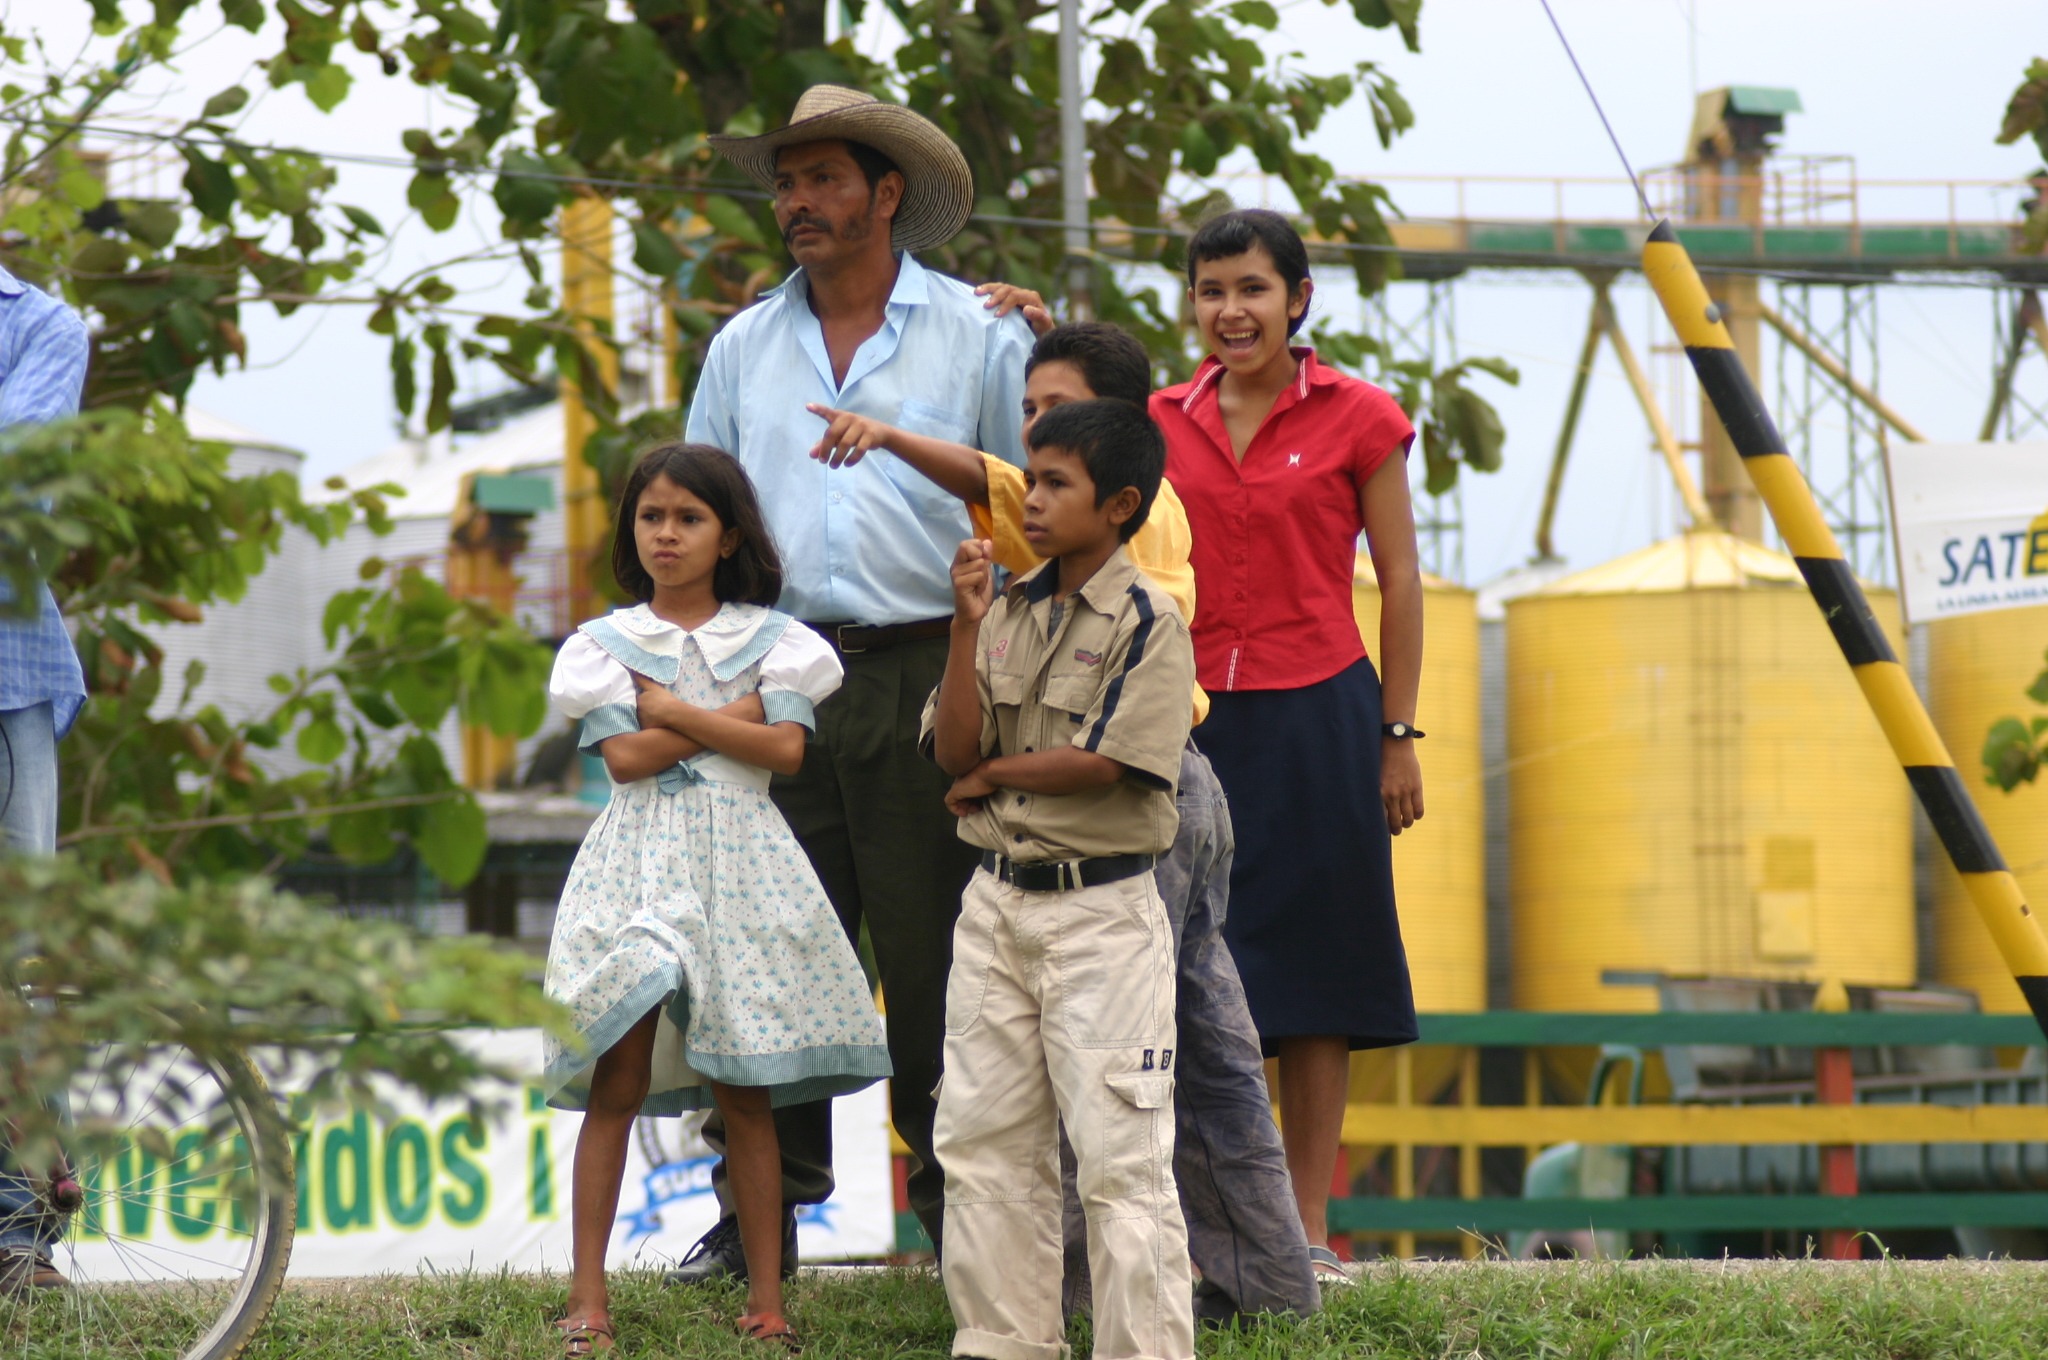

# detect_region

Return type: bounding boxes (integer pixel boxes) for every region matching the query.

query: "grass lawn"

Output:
[222,1260,2048,1359]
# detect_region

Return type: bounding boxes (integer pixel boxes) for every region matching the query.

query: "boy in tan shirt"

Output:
[922,398,1196,1360]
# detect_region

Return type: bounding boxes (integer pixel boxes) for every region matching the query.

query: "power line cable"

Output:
[1537,0,1652,220]
[3,112,2036,292]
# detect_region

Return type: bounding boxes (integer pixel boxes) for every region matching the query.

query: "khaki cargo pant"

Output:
[933,866,1194,1360]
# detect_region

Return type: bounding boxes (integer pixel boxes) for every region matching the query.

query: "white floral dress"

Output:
[541,602,891,1114]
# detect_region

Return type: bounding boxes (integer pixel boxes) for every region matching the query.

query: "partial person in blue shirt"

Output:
[664,85,1032,1286]
[0,263,89,1294]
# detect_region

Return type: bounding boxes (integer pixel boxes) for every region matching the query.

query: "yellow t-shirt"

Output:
[969,453,1211,727]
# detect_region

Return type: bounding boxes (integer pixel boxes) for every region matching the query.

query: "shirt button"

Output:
[1235,590,1245,600]
[1015,795,1026,806]
[831,491,844,504]
[1013,833,1025,843]
[1024,745,1034,752]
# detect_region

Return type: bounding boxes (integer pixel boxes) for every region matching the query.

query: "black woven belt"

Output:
[980,850,1157,892]
[802,617,953,655]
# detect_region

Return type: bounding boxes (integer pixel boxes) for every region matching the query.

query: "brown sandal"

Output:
[557,1318,615,1358]
[738,1312,802,1353]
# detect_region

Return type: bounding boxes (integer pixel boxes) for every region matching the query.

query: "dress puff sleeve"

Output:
[758,622,844,731]
[550,632,640,754]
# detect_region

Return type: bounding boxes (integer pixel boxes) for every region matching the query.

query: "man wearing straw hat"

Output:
[677,85,1035,1283]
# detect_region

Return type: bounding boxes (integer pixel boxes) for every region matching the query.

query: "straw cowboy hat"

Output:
[708,85,973,255]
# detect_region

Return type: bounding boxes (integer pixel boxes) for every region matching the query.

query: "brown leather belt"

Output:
[803,617,953,655]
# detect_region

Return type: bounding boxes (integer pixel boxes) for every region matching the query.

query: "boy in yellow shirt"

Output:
[808,323,1318,1324]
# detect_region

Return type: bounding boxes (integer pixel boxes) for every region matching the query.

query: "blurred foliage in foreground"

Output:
[0,853,566,1169]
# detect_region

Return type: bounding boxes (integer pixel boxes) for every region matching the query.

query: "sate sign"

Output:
[1886,441,2048,623]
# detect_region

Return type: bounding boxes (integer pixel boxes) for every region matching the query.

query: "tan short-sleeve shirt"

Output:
[920,546,1194,861]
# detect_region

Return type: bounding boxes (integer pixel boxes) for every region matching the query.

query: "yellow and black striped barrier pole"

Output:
[1641,220,2048,1041]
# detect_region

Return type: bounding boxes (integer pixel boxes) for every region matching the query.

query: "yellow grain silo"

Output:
[1507,529,1914,1013]
[1346,555,1484,1148]
[1352,552,1487,1012]
[1926,604,2048,1012]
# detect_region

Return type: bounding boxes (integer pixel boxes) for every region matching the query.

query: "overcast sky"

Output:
[34,0,2048,587]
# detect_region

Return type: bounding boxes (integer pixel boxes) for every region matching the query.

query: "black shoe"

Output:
[662,1211,798,1287]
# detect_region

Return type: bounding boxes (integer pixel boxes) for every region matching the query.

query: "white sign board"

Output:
[61,1029,896,1279]
[1887,440,2048,623]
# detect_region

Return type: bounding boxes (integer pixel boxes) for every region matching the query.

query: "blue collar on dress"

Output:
[577,603,794,685]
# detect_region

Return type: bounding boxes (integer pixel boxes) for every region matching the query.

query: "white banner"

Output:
[61,1029,896,1279]
[1887,440,2048,622]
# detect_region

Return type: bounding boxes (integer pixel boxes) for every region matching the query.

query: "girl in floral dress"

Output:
[543,442,890,1355]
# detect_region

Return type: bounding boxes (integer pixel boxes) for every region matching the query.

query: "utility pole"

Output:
[561,191,617,631]
[1058,0,1092,320]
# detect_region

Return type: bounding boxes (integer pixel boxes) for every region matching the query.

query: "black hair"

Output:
[1024,322,1152,409]
[1025,399,1166,542]
[1184,207,1314,337]
[844,140,902,194]
[610,443,783,606]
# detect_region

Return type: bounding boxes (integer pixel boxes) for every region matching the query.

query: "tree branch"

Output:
[58,791,465,844]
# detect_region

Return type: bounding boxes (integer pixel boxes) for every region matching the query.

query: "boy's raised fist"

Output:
[951,538,995,624]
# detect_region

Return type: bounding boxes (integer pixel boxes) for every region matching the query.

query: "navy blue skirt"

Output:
[1199,656,1418,1054]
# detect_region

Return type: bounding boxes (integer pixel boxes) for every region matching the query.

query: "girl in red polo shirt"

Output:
[1151,207,1424,1282]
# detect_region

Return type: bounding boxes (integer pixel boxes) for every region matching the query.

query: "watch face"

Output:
[1386,723,1409,738]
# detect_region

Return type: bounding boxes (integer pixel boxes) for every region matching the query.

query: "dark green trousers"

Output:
[701,634,976,1249]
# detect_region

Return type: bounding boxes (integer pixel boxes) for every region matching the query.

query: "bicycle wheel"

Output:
[1,1042,295,1360]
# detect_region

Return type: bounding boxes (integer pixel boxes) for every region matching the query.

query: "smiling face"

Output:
[771,139,901,275]
[1020,359,1097,447]
[1190,243,1311,382]
[633,473,738,594]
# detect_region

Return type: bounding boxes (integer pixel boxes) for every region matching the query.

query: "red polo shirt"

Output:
[1152,348,1413,693]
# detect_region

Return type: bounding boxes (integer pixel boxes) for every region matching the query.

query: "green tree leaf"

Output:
[414,793,487,886]
[340,204,385,236]
[328,803,397,863]
[632,220,685,280]
[179,148,239,222]
[201,85,250,119]
[492,150,560,229]
[295,713,347,764]
[1983,716,2042,791]
[407,171,461,231]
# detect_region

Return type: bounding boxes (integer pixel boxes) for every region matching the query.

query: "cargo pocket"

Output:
[1093,1070,1174,1202]
[945,907,998,1037]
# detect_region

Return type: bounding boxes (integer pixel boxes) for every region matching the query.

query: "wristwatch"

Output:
[1382,722,1425,740]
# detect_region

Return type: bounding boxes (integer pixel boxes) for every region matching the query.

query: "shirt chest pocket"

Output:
[898,398,976,443]
[988,668,1030,713]
[1040,675,1096,726]
[884,399,980,511]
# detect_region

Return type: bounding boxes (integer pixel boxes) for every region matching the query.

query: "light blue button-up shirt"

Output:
[0,265,89,737]
[685,252,1033,626]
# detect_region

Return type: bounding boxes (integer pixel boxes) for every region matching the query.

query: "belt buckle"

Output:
[1057,860,1080,892]
[835,623,868,655]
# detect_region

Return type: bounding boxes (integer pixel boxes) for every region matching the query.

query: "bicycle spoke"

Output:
[5,1037,292,1360]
